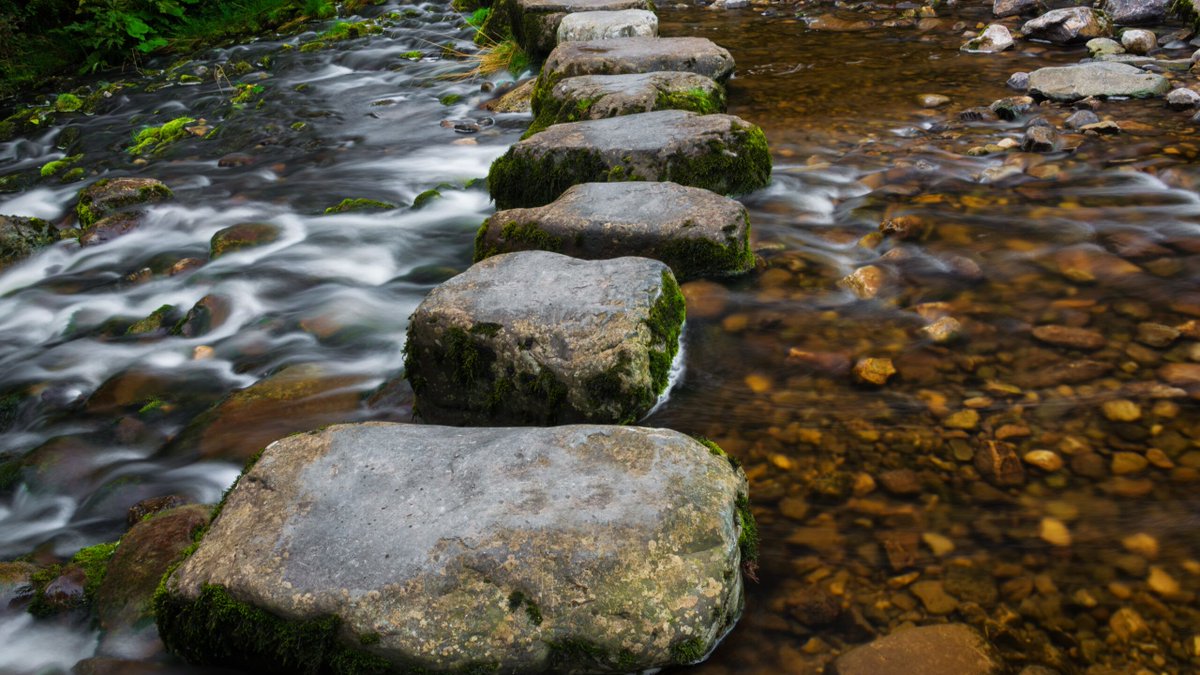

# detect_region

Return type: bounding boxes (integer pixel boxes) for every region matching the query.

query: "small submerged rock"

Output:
[962,25,1014,53]
[832,624,1003,675]
[853,357,896,385]
[1031,324,1106,350]
[1028,62,1170,102]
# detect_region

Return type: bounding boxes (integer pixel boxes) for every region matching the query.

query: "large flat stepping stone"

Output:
[157,422,752,673]
[527,71,725,136]
[483,0,653,59]
[832,624,1003,675]
[535,37,735,113]
[475,182,754,279]
[1027,61,1169,102]
[404,250,685,425]
[557,9,657,43]
[489,109,771,209]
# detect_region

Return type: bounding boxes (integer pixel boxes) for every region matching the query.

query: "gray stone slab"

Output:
[557,9,657,44]
[158,422,751,673]
[1021,7,1111,44]
[1028,61,1170,102]
[404,250,685,425]
[483,0,653,59]
[475,182,753,280]
[527,71,725,136]
[489,109,771,209]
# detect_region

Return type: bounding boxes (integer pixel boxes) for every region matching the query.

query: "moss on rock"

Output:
[324,198,396,215]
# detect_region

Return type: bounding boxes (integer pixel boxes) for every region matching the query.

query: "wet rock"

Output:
[484,80,535,113]
[1007,72,1030,90]
[537,38,735,110]
[880,214,928,240]
[911,580,959,615]
[78,212,147,247]
[1022,125,1059,152]
[1121,28,1156,54]
[1136,322,1179,347]
[1027,62,1169,102]
[832,624,1002,675]
[1159,363,1200,386]
[209,222,282,258]
[1087,37,1125,57]
[1100,0,1168,25]
[853,357,895,386]
[1022,7,1111,44]
[528,71,724,135]
[556,9,657,44]
[1166,87,1200,110]
[475,182,752,280]
[126,495,192,526]
[921,316,962,343]
[1064,109,1101,129]
[40,565,88,613]
[944,409,980,430]
[993,0,1041,18]
[173,294,232,338]
[75,178,172,228]
[1024,450,1064,471]
[486,0,654,59]
[405,251,683,425]
[878,469,921,497]
[1031,324,1106,350]
[1108,607,1149,641]
[1111,451,1148,474]
[488,110,770,209]
[158,423,750,674]
[1039,517,1071,547]
[838,265,886,300]
[975,441,1025,487]
[786,584,842,627]
[917,93,951,108]
[96,505,211,655]
[0,214,55,269]
[787,349,852,374]
[1101,398,1141,421]
[963,25,1014,53]
[0,561,35,605]
[990,96,1034,120]
[1071,452,1108,479]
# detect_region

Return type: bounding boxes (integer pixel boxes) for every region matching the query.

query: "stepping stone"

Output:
[488,109,771,209]
[157,422,753,673]
[482,0,653,59]
[535,37,735,112]
[1027,62,1169,102]
[404,250,685,425]
[557,9,657,44]
[527,71,725,136]
[475,182,754,279]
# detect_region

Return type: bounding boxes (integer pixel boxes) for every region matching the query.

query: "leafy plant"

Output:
[63,0,201,72]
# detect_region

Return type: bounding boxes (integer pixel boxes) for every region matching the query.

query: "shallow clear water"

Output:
[1,0,1199,672]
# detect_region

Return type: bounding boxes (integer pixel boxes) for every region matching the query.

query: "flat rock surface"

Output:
[529,71,724,134]
[496,0,653,57]
[489,109,771,209]
[405,250,685,424]
[539,37,736,95]
[160,422,748,673]
[1027,62,1169,102]
[557,9,657,43]
[476,182,752,279]
[833,624,1003,675]
[1021,7,1110,44]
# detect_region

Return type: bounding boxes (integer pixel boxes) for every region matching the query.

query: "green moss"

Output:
[670,636,707,665]
[325,198,397,214]
[40,154,84,178]
[54,93,84,113]
[231,83,265,104]
[72,541,119,600]
[735,493,758,564]
[438,93,463,106]
[472,220,562,261]
[358,632,381,646]
[61,167,86,182]
[655,221,754,280]
[1,216,55,264]
[126,304,178,336]
[487,146,608,210]
[139,396,168,414]
[291,122,308,131]
[411,189,442,209]
[129,116,197,155]
[656,86,726,115]
[665,123,772,196]
[299,41,327,52]
[547,637,607,669]
[645,271,685,397]
[506,590,542,625]
[466,7,491,28]
[400,50,423,60]
[694,436,741,471]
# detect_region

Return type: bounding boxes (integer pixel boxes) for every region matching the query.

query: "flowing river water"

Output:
[1,0,1199,673]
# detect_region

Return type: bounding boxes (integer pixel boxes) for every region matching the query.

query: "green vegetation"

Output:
[324,198,396,214]
[40,153,83,178]
[411,189,442,209]
[26,540,119,617]
[129,116,196,154]
[231,83,264,104]
[466,7,490,28]
[670,636,707,665]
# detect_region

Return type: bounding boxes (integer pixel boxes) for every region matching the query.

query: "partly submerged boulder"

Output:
[475,182,753,279]
[527,71,725,136]
[488,109,771,209]
[0,214,54,269]
[1021,7,1111,44]
[481,0,653,58]
[157,422,752,674]
[833,624,1003,675]
[75,178,173,228]
[404,251,685,425]
[1027,61,1169,102]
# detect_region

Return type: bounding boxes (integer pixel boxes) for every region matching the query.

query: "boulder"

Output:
[1027,62,1169,102]
[1120,28,1156,54]
[209,222,282,258]
[79,212,146,247]
[833,624,1003,675]
[488,109,771,209]
[527,71,725,136]
[962,24,1014,53]
[75,178,172,228]
[535,37,735,113]
[474,182,753,279]
[404,251,685,425]
[0,214,54,269]
[1021,7,1111,44]
[481,0,653,59]
[157,422,752,674]
[993,0,1041,17]
[1167,87,1200,109]
[557,9,657,43]
[1087,37,1125,57]
[1100,0,1168,24]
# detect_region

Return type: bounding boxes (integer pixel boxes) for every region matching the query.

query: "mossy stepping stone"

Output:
[157,422,752,674]
[526,71,725,136]
[481,0,653,59]
[75,177,173,228]
[535,37,735,112]
[475,182,754,280]
[557,9,658,43]
[488,109,771,209]
[404,250,685,425]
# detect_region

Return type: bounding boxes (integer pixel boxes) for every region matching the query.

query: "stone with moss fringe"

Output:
[209,222,282,258]
[405,251,684,425]
[0,214,55,270]
[488,109,771,209]
[75,178,173,228]
[526,71,725,136]
[158,422,749,673]
[534,37,735,114]
[480,0,653,59]
[476,182,752,280]
[557,9,658,43]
